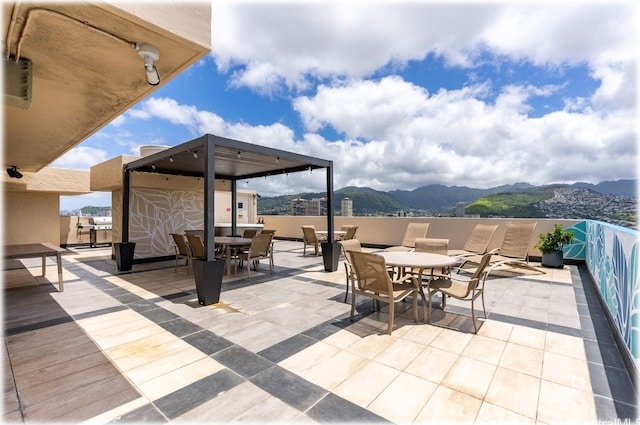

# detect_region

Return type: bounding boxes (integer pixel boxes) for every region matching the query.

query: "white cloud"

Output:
[50,146,109,170]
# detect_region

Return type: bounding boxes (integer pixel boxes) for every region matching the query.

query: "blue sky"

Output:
[57,1,638,210]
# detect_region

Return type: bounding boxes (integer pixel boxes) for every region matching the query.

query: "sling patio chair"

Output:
[185,232,205,261]
[242,228,258,238]
[237,233,274,277]
[448,223,499,259]
[302,225,327,256]
[340,239,362,303]
[385,222,429,252]
[423,252,493,334]
[348,250,419,335]
[461,221,543,276]
[170,233,192,274]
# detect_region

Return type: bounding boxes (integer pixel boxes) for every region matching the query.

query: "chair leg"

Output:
[350,290,356,321]
[471,298,478,334]
[343,264,350,303]
[427,291,432,323]
[388,301,394,335]
[412,290,418,323]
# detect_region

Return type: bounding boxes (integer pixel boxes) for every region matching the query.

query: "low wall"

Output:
[261,216,581,257]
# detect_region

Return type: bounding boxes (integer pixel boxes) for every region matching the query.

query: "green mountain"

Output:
[465,186,560,217]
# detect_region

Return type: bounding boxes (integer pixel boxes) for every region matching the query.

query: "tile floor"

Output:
[3,240,638,424]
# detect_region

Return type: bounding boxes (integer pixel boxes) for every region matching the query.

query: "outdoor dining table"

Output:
[379,251,457,279]
[214,236,253,275]
[315,230,347,239]
[4,243,66,291]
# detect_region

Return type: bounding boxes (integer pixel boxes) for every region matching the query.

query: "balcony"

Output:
[3,219,637,423]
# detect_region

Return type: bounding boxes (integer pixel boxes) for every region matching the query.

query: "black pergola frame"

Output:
[120,133,336,263]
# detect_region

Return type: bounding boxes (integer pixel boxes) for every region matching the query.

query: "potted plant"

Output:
[535,224,575,268]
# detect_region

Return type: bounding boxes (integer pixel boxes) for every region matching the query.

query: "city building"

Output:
[341,197,353,216]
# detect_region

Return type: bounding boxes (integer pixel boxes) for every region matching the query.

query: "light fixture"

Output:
[276,157,280,163]
[237,151,241,159]
[151,163,156,170]
[169,155,174,163]
[193,151,198,159]
[6,166,22,179]
[136,43,160,86]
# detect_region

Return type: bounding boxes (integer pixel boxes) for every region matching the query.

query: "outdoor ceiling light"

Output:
[169,156,174,163]
[193,151,198,159]
[6,166,22,179]
[136,43,160,86]
[151,163,156,170]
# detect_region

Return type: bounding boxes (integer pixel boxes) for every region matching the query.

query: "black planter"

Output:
[321,242,341,272]
[193,259,225,305]
[114,242,136,272]
[541,250,564,268]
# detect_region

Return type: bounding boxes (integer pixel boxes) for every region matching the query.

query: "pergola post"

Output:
[321,161,339,271]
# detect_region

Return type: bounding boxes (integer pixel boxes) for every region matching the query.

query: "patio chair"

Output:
[340,225,358,241]
[170,233,192,274]
[242,228,258,238]
[185,232,205,260]
[448,223,499,259]
[236,233,274,277]
[348,251,419,335]
[413,238,450,278]
[424,252,493,334]
[462,221,542,276]
[385,222,429,252]
[302,225,327,256]
[340,239,362,303]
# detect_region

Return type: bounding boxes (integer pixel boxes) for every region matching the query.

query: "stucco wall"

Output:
[261,216,581,257]
[4,191,59,245]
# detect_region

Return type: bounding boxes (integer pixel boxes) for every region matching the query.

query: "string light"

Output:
[169,156,174,162]
[193,151,198,159]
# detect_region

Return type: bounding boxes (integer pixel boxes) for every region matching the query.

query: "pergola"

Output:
[117,134,338,304]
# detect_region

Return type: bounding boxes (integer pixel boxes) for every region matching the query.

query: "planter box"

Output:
[321,242,340,272]
[193,259,225,305]
[541,250,564,268]
[114,242,136,272]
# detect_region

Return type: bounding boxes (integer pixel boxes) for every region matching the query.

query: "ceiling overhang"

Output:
[3,1,211,172]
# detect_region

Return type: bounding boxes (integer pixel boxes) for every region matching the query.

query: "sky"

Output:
[57,0,639,210]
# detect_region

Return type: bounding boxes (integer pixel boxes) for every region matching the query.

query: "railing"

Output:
[585,220,639,372]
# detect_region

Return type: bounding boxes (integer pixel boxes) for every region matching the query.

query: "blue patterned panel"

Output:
[586,221,640,369]
[563,220,586,260]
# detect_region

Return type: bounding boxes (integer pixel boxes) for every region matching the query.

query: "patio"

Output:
[3,240,637,423]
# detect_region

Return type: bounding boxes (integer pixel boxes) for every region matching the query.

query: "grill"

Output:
[77,216,112,247]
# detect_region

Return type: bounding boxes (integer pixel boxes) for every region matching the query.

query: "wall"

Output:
[586,221,639,372]
[4,192,59,245]
[261,215,581,257]
[111,188,257,259]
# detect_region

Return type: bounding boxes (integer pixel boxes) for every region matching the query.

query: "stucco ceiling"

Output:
[3,1,210,172]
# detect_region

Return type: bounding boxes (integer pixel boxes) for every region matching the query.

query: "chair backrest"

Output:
[261,229,276,235]
[341,224,356,232]
[186,233,205,259]
[343,226,358,240]
[400,223,429,248]
[472,252,493,280]
[185,229,204,240]
[348,251,392,294]
[414,238,449,255]
[340,239,362,259]
[170,233,190,256]
[302,226,318,244]
[249,233,273,257]
[499,222,537,259]
[242,228,258,238]
[463,224,499,253]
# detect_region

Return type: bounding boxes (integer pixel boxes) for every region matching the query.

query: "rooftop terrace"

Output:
[3,240,638,423]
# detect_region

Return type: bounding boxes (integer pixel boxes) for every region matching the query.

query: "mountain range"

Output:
[257,179,637,216]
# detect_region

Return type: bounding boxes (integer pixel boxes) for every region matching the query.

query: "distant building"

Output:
[341,197,353,216]
[291,197,327,216]
[456,202,466,217]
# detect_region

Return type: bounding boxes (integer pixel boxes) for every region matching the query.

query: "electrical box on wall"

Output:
[4,57,33,110]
